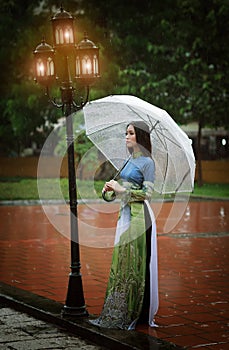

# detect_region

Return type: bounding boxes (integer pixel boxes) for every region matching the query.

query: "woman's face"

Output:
[125,124,139,151]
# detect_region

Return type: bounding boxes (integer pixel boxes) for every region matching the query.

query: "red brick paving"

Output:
[0,200,228,349]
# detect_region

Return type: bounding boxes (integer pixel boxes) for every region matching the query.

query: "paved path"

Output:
[0,199,228,349]
[0,301,106,350]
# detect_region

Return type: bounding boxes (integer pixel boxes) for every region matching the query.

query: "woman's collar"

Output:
[132,151,143,159]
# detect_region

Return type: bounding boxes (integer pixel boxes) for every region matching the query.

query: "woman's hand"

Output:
[103,180,126,194]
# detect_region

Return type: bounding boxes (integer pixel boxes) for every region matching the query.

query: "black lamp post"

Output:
[33,6,100,317]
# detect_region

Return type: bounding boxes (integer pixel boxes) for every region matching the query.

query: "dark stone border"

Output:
[0,282,184,350]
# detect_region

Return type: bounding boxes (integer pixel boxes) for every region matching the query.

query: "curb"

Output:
[0,195,228,207]
[0,283,184,350]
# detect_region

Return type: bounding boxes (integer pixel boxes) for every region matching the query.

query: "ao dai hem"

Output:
[89,200,158,330]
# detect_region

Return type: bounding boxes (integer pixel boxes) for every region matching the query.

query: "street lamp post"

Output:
[33,6,100,317]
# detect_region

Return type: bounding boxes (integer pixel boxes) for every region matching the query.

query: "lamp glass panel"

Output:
[47,57,54,76]
[64,26,74,43]
[82,56,92,74]
[75,56,80,75]
[37,59,45,77]
[55,27,65,44]
[93,55,99,75]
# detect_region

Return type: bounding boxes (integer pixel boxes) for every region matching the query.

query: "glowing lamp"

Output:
[75,33,100,85]
[33,39,55,85]
[51,6,75,49]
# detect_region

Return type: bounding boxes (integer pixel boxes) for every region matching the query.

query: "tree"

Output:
[0,0,121,156]
[80,0,229,186]
[0,0,228,182]
[0,0,63,156]
[153,0,229,186]
[53,111,97,180]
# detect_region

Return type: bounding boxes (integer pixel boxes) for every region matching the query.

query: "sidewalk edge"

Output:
[0,283,184,350]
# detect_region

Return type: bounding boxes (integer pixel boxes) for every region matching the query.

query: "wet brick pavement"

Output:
[0,199,228,349]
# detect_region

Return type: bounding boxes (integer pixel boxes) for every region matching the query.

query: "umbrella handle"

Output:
[101,155,132,202]
[102,190,116,202]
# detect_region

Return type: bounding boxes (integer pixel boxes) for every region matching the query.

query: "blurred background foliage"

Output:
[0,0,228,159]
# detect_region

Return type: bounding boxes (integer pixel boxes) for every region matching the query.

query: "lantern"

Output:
[75,33,100,85]
[33,39,55,85]
[51,6,75,50]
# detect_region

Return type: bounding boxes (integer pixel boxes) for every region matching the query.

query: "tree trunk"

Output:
[197,119,203,187]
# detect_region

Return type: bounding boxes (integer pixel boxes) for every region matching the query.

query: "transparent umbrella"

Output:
[83,95,195,194]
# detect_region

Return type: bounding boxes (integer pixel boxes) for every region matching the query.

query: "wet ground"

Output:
[0,302,106,350]
[0,199,228,349]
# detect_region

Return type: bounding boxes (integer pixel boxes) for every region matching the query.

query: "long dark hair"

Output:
[127,121,152,157]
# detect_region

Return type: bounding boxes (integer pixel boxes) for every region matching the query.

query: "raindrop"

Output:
[220,207,225,217]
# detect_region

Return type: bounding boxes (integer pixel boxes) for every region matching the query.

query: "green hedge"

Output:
[0,178,228,201]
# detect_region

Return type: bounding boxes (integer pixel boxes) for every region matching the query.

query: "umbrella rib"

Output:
[154,125,168,193]
[127,106,180,144]
[127,106,159,131]
[162,150,168,194]
[149,119,160,132]
[127,106,169,149]
[175,168,192,192]
[127,105,147,122]
[154,130,166,149]
[153,124,168,150]
[86,121,126,136]
[113,155,132,180]
[156,129,183,149]
[127,106,181,149]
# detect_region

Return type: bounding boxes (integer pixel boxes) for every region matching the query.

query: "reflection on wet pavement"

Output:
[0,200,228,349]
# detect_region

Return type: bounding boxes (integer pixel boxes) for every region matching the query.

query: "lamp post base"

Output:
[62,272,89,317]
[62,305,88,317]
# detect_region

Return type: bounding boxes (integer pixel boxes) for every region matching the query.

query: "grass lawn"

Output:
[0,178,104,201]
[191,183,229,199]
[0,177,228,201]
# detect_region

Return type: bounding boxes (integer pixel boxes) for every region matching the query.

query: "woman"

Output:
[90,121,158,330]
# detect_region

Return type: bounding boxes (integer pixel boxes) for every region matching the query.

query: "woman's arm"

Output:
[103,158,155,202]
[104,180,154,202]
[122,181,154,202]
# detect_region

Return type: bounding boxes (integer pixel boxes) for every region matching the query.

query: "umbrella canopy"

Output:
[83,95,195,194]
